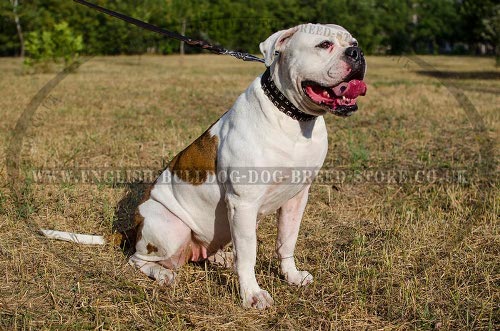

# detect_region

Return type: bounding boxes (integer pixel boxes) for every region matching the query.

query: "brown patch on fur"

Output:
[135,219,144,243]
[146,243,158,254]
[129,125,219,247]
[168,129,219,185]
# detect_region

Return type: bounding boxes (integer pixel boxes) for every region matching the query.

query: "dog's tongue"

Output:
[332,80,367,99]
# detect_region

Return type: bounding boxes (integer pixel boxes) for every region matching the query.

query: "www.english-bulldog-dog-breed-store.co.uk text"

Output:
[43,23,367,309]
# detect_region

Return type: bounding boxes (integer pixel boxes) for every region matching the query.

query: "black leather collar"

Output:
[261,68,317,122]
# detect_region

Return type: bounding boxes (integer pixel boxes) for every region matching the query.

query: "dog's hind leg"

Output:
[129,199,192,284]
[128,255,177,285]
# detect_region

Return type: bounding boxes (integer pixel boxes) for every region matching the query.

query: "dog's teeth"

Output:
[322,91,329,98]
[342,96,346,101]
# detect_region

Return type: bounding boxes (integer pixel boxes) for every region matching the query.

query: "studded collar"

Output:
[260,68,317,122]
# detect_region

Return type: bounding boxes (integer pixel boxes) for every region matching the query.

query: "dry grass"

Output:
[0,54,498,330]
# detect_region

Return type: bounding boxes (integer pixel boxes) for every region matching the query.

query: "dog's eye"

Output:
[316,40,334,49]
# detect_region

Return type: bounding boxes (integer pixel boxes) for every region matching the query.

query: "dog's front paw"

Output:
[242,289,274,309]
[284,270,313,286]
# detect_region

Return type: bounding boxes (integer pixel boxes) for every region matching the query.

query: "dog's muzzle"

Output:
[302,46,367,117]
[344,46,366,81]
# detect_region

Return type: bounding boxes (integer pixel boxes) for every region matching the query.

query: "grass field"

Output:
[0,54,498,330]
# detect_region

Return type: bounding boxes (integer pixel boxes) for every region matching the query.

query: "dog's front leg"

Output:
[276,185,313,286]
[226,194,274,309]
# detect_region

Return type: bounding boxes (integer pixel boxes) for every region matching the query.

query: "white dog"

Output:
[129,23,367,309]
[43,23,367,309]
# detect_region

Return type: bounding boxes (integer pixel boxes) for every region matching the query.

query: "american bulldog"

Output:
[128,23,367,309]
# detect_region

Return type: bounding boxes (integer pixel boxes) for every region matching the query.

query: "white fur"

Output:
[40,229,105,245]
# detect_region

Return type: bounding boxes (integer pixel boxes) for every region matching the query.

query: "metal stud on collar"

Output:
[261,68,316,122]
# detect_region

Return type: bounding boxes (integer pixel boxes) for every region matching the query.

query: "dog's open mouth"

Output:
[302,79,367,117]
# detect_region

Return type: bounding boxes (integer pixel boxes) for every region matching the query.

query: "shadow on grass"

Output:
[416,70,500,80]
[113,183,151,254]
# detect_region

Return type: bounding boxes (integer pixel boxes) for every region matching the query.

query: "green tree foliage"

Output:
[0,0,497,57]
[374,0,413,54]
[411,0,460,53]
[24,21,83,69]
[460,0,499,61]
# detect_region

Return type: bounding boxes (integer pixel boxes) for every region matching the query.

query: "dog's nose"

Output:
[345,46,363,62]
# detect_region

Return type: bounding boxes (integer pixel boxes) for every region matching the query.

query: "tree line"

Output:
[0,0,498,57]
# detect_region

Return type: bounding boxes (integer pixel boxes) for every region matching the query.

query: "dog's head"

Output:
[260,23,367,117]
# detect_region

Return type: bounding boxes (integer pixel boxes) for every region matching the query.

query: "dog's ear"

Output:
[259,27,298,67]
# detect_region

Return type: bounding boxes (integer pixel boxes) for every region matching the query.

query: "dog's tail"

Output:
[39,229,133,247]
[40,184,151,247]
[40,229,106,245]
